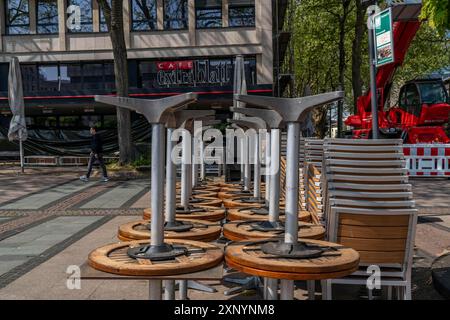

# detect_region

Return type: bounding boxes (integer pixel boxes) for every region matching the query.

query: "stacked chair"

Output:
[320,138,418,300]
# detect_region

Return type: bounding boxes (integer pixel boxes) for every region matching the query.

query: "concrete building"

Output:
[0,0,291,154]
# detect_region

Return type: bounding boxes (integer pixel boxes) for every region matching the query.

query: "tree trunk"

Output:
[351,0,366,114]
[98,0,133,164]
[336,0,351,138]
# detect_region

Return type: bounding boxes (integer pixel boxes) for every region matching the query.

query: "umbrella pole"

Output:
[19,138,24,173]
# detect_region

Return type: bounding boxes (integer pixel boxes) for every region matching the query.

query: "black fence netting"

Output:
[0,118,151,157]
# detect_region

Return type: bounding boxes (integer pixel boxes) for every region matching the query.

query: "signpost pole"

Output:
[368,9,379,139]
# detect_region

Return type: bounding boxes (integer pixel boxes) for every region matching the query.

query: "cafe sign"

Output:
[155,59,233,88]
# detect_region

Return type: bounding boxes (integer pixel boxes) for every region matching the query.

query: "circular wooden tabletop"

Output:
[89,239,224,276]
[227,208,310,222]
[143,207,225,222]
[223,221,325,241]
[225,239,360,280]
[118,219,222,242]
[223,198,266,209]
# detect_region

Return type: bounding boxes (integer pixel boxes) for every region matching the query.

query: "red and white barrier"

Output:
[403,144,450,176]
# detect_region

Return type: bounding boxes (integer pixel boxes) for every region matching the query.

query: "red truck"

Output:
[345,1,450,143]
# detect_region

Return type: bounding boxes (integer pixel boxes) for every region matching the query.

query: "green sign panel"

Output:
[373,8,394,67]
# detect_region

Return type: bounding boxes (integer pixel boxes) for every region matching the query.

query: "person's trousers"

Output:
[86,153,108,178]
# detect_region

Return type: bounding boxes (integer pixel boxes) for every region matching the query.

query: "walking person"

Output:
[80,126,109,182]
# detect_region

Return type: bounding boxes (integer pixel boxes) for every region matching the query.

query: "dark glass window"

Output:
[139,61,157,88]
[0,64,9,92]
[131,0,157,31]
[5,0,30,34]
[164,0,188,30]
[67,0,93,32]
[103,115,118,128]
[59,116,81,127]
[37,0,59,34]
[81,115,101,127]
[195,0,222,29]
[228,0,255,27]
[60,64,83,91]
[404,84,421,117]
[244,57,256,84]
[21,65,38,93]
[38,65,59,91]
[35,116,57,127]
[99,0,111,32]
[83,63,104,90]
[418,82,449,104]
[104,63,116,91]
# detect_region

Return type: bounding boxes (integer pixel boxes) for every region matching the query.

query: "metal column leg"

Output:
[164,280,175,300]
[267,278,278,300]
[179,280,188,300]
[149,280,162,300]
[280,280,294,300]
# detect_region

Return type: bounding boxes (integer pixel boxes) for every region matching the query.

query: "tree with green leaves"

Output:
[420,0,450,35]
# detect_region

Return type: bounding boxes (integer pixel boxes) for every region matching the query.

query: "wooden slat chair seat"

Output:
[322,206,417,300]
[324,159,406,168]
[327,182,412,192]
[323,138,403,146]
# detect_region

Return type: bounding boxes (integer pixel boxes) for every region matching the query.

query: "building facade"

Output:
[0,0,289,154]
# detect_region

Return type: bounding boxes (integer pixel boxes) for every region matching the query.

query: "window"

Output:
[104,63,116,91]
[164,0,188,30]
[404,84,421,117]
[35,116,57,127]
[67,0,93,32]
[83,63,104,90]
[131,0,157,31]
[38,65,59,92]
[60,64,83,91]
[0,64,9,92]
[21,65,38,93]
[59,116,81,127]
[99,0,111,32]
[5,0,30,34]
[37,0,59,34]
[139,61,157,88]
[417,82,449,104]
[81,115,101,127]
[228,0,255,27]
[195,0,222,29]
[103,115,117,128]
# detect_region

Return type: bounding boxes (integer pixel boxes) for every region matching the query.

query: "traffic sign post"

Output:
[367,6,394,139]
[374,8,395,67]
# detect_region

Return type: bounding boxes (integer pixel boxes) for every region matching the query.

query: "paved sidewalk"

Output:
[0,169,448,299]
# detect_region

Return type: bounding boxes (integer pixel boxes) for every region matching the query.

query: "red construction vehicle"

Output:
[344,1,450,143]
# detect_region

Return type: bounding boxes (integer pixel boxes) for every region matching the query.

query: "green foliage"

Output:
[290,0,449,112]
[420,0,450,35]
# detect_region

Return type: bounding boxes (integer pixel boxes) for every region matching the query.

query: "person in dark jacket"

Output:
[80,126,108,182]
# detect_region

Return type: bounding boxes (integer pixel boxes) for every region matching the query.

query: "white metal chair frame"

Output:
[322,206,418,300]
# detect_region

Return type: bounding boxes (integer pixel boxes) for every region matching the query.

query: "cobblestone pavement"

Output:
[0,169,448,299]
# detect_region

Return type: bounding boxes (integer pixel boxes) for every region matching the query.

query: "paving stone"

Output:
[80,181,148,209]
[0,181,96,210]
[0,216,102,277]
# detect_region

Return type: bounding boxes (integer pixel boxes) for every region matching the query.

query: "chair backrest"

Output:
[329,207,417,270]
